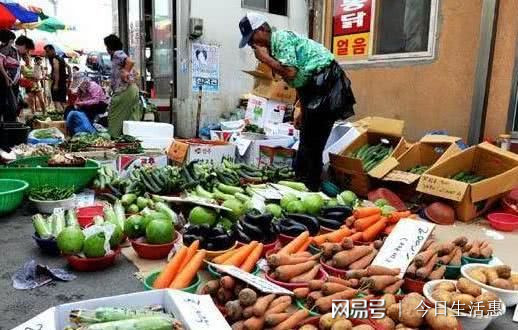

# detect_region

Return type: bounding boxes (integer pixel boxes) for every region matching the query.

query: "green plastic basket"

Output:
[0,156,100,192]
[144,271,201,293]
[0,179,28,215]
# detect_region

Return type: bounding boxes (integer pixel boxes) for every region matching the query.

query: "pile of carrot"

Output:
[343,207,413,242]
[278,231,312,255]
[212,241,264,273]
[320,237,384,270]
[293,277,359,314]
[153,240,206,289]
[200,275,309,330]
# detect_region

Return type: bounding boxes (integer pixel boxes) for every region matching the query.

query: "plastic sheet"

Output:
[12,260,76,290]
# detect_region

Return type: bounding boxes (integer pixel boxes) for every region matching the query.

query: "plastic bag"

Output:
[298,61,355,120]
[28,127,65,145]
[82,223,115,256]
[12,260,76,290]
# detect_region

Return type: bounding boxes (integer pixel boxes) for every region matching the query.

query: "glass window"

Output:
[153,0,173,98]
[242,0,288,16]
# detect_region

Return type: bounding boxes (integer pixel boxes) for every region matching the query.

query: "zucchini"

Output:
[33,214,52,239]
[52,212,66,236]
[66,210,80,228]
[217,183,244,195]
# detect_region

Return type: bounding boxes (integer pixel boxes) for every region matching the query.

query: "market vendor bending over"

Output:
[238,13,356,190]
[66,78,108,135]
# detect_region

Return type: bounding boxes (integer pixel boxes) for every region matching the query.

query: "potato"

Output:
[490,278,514,290]
[450,293,475,312]
[351,325,374,330]
[381,293,397,308]
[400,294,426,328]
[331,319,353,330]
[434,282,456,292]
[374,316,395,330]
[468,269,487,284]
[457,278,481,296]
[387,303,400,322]
[432,290,453,307]
[476,292,500,314]
[300,325,318,330]
[494,265,512,279]
[481,268,499,284]
[319,313,337,330]
[425,307,459,330]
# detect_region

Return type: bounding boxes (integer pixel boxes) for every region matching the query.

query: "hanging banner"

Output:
[192,43,220,93]
[332,0,373,60]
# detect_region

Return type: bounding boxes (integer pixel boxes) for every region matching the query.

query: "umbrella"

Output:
[37,16,64,32]
[0,3,15,28]
[31,39,78,58]
[1,2,39,23]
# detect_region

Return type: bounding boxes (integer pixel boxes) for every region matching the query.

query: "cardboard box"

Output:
[237,136,295,166]
[13,289,230,330]
[259,145,296,168]
[329,117,406,196]
[243,63,296,103]
[417,142,518,221]
[117,152,168,177]
[168,139,236,164]
[245,94,287,128]
[33,119,67,135]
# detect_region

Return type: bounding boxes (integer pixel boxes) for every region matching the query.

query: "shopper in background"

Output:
[103,34,143,137]
[32,57,46,115]
[44,44,68,112]
[0,29,18,121]
[238,13,356,190]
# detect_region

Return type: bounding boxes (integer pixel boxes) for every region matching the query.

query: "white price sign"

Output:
[371,219,435,278]
[169,291,230,330]
[209,263,293,295]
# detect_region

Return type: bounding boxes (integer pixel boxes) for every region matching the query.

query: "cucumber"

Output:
[195,185,214,199]
[277,181,309,192]
[355,144,369,159]
[33,214,52,239]
[65,210,80,228]
[217,183,244,195]
[212,188,235,201]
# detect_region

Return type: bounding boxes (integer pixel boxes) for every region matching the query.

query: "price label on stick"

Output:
[209,263,293,295]
[371,219,435,278]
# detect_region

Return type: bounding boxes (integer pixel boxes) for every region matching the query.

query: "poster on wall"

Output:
[192,43,220,93]
[332,0,373,60]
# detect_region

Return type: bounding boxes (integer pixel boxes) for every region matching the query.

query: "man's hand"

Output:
[253,46,270,62]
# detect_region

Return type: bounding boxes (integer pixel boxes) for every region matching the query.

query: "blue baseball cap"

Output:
[239,12,268,48]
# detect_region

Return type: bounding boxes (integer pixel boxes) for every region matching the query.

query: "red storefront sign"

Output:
[333,0,372,36]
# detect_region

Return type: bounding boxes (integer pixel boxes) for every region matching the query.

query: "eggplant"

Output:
[322,206,353,216]
[211,226,226,236]
[185,225,202,236]
[317,216,343,230]
[323,211,350,222]
[279,218,303,228]
[197,224,212,236]
[206,242,216,250]
[183,234,203,246]
[244,212,274,229]
[241,220,265,241]
[210,234,233,251]
[279,224,307,237]
[263,222,279,244]
[286,213,320,235]
[236,225,252,243]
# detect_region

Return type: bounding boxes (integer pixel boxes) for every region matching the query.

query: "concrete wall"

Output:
[174,0,308,138]
[483,0,518,139]
[344,0,483,141]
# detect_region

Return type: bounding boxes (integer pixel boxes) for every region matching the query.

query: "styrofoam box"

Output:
[123,121,175,138]
[138,137,174,150]
[14,289,230,330]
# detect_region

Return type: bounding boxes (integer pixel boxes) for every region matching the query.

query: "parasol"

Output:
[36,16,65,32]
[0,1,39,28]
[31,39,78,58]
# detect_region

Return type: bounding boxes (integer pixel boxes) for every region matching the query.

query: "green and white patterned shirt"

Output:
[270,30,335,88]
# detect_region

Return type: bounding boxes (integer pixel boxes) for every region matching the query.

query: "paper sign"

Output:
[12,307,57,330]
[234,136,253,156]
[209,263,293,295]
[417,175,467,202]
[383,170,420,184]
[169,291,230,330]
[371,219,435,278]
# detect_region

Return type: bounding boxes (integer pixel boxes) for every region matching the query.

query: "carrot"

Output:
[220,276,236,290]
[264,313,290,327]
[312,232,330,246]
[345,269,368,279]
[265,301,291,315]
[274,260,317,282]
[243,316,264,330]
[153,246,188,289]
[406,262,417,278]
[242,306,254,319]
[384,279,404,294]
[354,214,382,231]
[362,217,388,242]
[341,237,354,250]
[388,211,411,224]
[253,293,276,317]
[212,247,237,264]
[452,236,468,247]
[414,249,437,268]
[314,289,357,313]
[362,275,398,291]
[345,215,355,227]
[291,252,312,258]
[321,282,349,296]
[306,291,324,308]
[329,276,352,286]
[308,279,324,291]
[278,231,309,255]
[296,237,313,253]
[383,224,396,235]
[241,243,263,272]
[326,226,352,243]
[224,241,258,266]
[353,207,381,219]
[428,265,446,280]
[321,243,342,258]
[267,254,313,267]
[348,278,360,288]
[438,247,456,265]
[178,240,200,270]
[421,239,435,252]
[169,250,206,289]
[348,250,378,270]
[366,265,400,276]
[416,254,438,280]
[349,232,364,242]
[469,240,481,258]
[290,264,320,283]
[332,246,372,268]
[272,310,309,330]
[293,287,310,299]
[267,296,291,310]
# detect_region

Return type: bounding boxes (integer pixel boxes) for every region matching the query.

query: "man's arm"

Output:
[254,46,297,81]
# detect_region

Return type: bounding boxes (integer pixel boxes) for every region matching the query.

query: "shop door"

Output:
[152,0,175,99]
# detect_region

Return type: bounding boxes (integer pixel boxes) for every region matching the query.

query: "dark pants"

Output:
[0,81,17,122]
[295,110,335,191]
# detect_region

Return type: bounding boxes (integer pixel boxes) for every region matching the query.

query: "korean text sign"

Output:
[333,0,373,60]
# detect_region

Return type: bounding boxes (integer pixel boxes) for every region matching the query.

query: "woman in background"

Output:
[103,34,142,137]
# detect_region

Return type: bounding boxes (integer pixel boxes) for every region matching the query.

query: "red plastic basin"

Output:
[130,232,179,259]
[265,268,327,289]
[77,205,104,228]
[66,247,120,272]
[488,212,518,232]
[320,257,347,277]
[402,277,426,293]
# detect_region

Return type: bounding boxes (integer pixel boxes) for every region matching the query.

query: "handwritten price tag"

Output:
[209,263,293,295]
[169,290,230,330]
[371,219,435,278]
